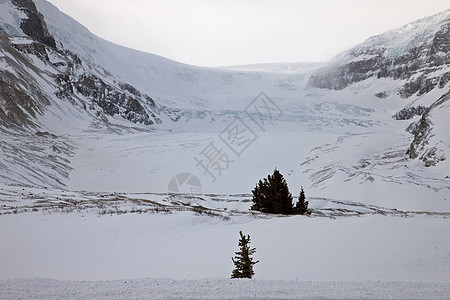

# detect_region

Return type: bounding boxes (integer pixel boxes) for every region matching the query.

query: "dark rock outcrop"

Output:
[0,30,50,128]
[0,74,39,127]
[11,42,49,61]
[407,91,449,166]
[1,1,164,129]
[12,0,56,49]
[308,17,450,99]
[393,105,428,120]
[56,72,161,125]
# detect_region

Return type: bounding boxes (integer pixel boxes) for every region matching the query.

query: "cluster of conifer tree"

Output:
[251,169,309,215]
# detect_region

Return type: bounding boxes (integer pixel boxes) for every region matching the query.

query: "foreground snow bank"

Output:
[1,212,449,282]
[1,278,449,300]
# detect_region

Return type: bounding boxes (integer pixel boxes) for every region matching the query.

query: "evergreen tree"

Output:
[231,231,259,279]
[251,169,294,214]
[295,186,309,214]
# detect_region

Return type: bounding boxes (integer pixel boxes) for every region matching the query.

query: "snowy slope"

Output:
[339,9,449,59]
[309,9,450,95]
[34,0,296,103]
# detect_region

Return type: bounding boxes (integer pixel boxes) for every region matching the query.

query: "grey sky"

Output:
[46,0,449,67]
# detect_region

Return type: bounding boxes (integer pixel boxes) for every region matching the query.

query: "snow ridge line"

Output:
[1,185,448,218]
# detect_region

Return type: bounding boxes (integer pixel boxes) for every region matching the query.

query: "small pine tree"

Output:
[295,186,309,215]
[231,231,259,279]
[251,168,294,215]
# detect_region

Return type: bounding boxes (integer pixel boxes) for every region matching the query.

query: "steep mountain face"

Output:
[0,31,48,128]
[307,10,450,167]
[11,0,56,48]
[308,10,449,99]
[0,0,168,187]
[54,63,162,125]
[1,0,164,129]
[407,90,450,166]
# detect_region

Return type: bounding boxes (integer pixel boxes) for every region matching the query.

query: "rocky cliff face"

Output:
[0,0,167,187]
[56,72,161,125]
[406,91,449,166]
[0,30,50,129]
[1,0,164,129]
[392,105,428,120]
[307,10,450,167]
[12,0,56,48]
[308,11,450,99]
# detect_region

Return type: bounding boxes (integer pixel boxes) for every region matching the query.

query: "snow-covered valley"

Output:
[0,0,449,298]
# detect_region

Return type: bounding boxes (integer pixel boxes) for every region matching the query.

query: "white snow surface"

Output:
[1,278,449,300]
[0,209,449,299]
[2,211,449,282]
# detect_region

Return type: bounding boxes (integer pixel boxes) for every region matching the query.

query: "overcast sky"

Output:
[46,0,449,67]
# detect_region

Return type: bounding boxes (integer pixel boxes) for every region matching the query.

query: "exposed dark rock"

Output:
[12,42,49,61]
[309,48,386,90]
[119,82,141,97]
[308,20,450,98]
[0,75,38,128]
[1,1,162,128]
[439,72,450,88]
[12,0,56,49]
[55,73,73,97]
[36,131,58,139]
[375,91,388,99]
[393,105,428,120]
[406,112,432,160]
[407,90,449,166]
[57,72,161,125]
[398,75,441,99]
[405,120,418,134]
[0,30,50,128]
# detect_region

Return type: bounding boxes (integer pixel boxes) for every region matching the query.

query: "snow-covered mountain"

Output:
[0,0,305,189]
[309,9,450,168]
[308,9,449,95]
[0,0,449,211]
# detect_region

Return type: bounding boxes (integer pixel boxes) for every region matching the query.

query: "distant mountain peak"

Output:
[308,9,450,97]
[357,9,450,59]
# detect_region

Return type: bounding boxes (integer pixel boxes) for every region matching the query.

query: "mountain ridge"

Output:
[0,0,448,205]
[308,9,449,95]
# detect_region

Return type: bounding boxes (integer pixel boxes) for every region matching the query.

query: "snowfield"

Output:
[1,182,449,299]
[2,211,450,282]
[1,278,450,300]
[0,208,449,299]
